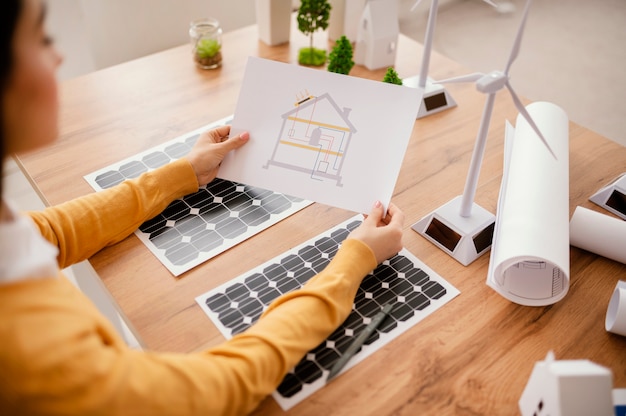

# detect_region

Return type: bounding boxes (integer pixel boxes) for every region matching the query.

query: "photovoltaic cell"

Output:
[84,116,312,276]
[196,216,460,411]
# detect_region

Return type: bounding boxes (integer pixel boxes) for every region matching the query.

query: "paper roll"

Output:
[570,206,626,264]
[606,281,626,336]
[487,102,570,306]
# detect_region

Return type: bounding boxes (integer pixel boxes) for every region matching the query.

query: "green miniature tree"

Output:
[297,0,331,66]
[383,67,403,85]
[327,35,354,75]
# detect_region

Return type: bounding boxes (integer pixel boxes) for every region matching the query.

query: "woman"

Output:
[0,0,405,414]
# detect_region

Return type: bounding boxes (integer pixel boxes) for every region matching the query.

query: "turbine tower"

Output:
[403,0,496,119]
[412,0,555,266]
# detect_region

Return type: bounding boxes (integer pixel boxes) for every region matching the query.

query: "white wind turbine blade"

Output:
[436,72,485,84]
[411,0,424,12]
[413,0,495,11]
[505,81,558,159]
[504,0,533,75]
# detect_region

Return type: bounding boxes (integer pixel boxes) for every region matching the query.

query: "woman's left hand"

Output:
[185,125,249,186]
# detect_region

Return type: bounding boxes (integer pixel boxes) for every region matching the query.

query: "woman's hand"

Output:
[348,201,405,264]
[185,125,249,186]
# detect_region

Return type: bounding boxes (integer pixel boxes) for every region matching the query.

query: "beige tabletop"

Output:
[17,18,626,415]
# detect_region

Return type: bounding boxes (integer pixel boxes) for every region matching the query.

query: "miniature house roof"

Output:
[281,93,357,134]
[360,0,399,39]
[519,352,613,416]
[354,0,400,70]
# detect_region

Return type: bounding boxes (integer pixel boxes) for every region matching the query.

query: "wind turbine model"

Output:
[412,0,557,266]
[403,0,496,119]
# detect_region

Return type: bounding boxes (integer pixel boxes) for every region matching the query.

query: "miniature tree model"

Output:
[328,35,354,75]
[383,67,403,85]
[297,0,331,66]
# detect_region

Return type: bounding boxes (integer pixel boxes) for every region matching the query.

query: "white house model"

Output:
[519,351,614,416]
[264,92,357,186]
[354,0,399,70]
[343,0,367,41]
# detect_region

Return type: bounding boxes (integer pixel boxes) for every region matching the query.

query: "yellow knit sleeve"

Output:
[201,238,378,413]
[0,239,376,415]
[27,158,199,269]
[10,155,381,414]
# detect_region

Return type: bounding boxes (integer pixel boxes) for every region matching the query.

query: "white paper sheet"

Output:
[606,281,626,336]
[218,57,421,214]
[570,206,626,265]
[487,102,570,306]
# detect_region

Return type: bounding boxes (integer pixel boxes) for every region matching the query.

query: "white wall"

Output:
[46,0,440,81]
[47,0,257,80]
[47,0,96,80]
[46,0,437,81]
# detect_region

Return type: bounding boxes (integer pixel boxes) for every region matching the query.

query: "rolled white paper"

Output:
[487,102,570,306]
[570,206,626,264]
[606,281,626,336]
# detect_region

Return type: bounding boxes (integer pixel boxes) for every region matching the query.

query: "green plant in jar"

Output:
[197,38,221,59]
[190,18,223,69]
[194,37,222,69]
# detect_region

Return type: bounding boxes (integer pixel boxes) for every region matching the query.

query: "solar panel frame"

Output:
[196,215,460,410]
[84,116,312,276]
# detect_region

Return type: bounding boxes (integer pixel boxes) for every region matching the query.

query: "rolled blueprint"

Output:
[570,206,626,264]
[606,281,626,336]
[487,102,570,306]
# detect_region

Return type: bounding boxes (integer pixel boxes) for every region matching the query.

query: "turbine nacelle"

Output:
[477,71,508,94]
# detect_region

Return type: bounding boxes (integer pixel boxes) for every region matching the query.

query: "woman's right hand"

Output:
[348,201,405,264]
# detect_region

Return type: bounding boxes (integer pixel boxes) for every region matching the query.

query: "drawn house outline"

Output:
[353,0,399,70]
[264,92,357,186]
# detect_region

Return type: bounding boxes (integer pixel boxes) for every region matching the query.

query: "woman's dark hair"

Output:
[0,0,22,198]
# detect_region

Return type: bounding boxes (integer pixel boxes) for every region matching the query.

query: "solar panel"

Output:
[196,216,460,410]
[84,116,311,276]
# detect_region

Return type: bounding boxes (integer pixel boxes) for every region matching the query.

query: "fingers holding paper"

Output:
[185,125,250,186]
[349,201,405,264]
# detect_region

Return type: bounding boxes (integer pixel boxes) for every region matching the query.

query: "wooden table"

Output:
[17,19,626,415]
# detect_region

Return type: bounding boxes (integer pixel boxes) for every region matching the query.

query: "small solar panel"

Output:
[606,189,626,216]
[84,116,312,276]
[196,216,460,410]
[425,216,462,253]
[423,92,448,111]
[473,221,495,254]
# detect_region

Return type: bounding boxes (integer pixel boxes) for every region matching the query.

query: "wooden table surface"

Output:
[17,18,626,415]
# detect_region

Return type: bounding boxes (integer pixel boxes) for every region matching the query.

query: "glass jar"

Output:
[189,18,223,69]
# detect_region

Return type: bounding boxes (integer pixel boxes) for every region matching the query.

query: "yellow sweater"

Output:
[0,159,377,415]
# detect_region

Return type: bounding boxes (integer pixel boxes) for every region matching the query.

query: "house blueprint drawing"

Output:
[264,92,357,186]
[218,57,420,215]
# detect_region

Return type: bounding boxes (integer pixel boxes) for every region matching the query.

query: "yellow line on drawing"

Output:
[286,116,351,132]
[279,140,344,157]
